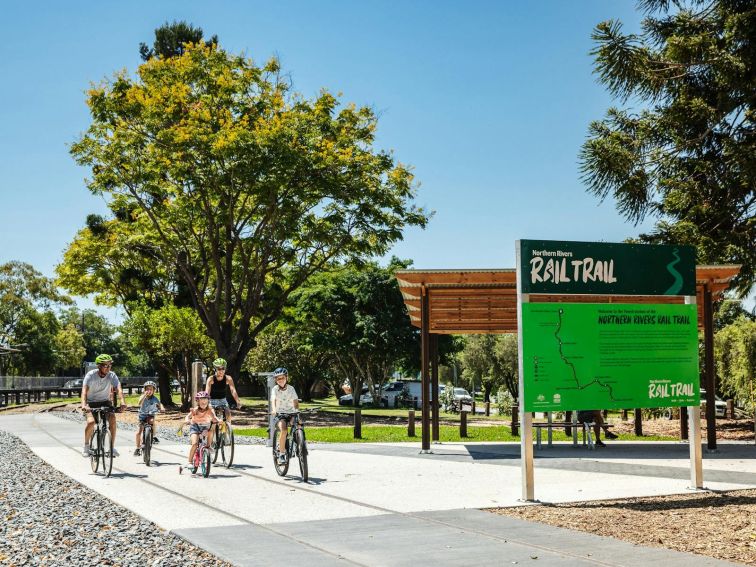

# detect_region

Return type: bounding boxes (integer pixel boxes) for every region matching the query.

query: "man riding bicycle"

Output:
[205,358,242,426]
[81,354,126,458]
[270,367,299,464]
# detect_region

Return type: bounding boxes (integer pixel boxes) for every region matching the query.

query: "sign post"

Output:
[516,239,700,500]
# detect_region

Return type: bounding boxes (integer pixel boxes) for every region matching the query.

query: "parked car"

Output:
[339,386,373,406]
[63,378,83,389]
[170,380,180,392]
[700,390,727,418]
[452,388,473,407]
[381,381,444,409]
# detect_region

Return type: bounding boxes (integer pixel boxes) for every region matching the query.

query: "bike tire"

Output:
[295,429,308,482]
[273,442,289,476]
[202,448,211,478]
[103,427,114,477]
[224,427,234,468]
[89,428,100,473]
[143,425,152,466]
[212,425,221,464]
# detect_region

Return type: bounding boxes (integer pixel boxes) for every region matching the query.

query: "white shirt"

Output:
[272,384,298,414]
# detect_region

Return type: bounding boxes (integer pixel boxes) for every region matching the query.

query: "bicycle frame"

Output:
[89,407,115,477]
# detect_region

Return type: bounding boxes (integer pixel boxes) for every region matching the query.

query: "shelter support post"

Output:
[191,360,203,409]
[431,333,440,442]
[702,284,717,451]
[421,287,431,453]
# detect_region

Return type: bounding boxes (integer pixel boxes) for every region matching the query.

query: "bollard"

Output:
[622,409,628,421]
[191,361,204,408]
[408,410,415,437]
[511,404,519,437]
[726,399,734,420]
[485,401,490,416]
[460,410,468,438]
[354,408,362,439]
[471,400,476,414]
[634,408,643,436]
[680,405,689,440]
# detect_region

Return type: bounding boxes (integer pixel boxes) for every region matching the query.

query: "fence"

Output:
[0,376,156,389]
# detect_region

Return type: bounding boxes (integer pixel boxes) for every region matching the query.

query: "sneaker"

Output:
[111,448,120,457]
[605,431,619,440]
[595,440,606,447]
[133,448,141,456]
[82,447,90,457]
[152,437,160,444]
[277,453,287,464]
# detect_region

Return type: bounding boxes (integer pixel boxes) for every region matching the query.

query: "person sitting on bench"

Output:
[577,410,618,447]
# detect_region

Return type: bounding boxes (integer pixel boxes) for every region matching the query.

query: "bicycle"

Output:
[211,410,234,468]
[272,412,308,481]
[139,411,159,466]
[88,407,116,477]
[178,426,212,478]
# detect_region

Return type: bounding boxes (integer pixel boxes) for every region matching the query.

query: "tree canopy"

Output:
[66,42,428,378]
[139,21,217,61]
[580,0,755,294]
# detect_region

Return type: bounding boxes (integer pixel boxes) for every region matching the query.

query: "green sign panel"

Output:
[519,240,696,296]
[521,303,699,411]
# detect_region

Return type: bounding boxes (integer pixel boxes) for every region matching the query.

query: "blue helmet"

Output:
[273,367,288,377]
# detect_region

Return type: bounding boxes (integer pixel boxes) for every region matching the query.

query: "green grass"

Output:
[235,424,677,444]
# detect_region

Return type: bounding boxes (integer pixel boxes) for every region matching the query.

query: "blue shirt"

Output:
[139,395,162,417]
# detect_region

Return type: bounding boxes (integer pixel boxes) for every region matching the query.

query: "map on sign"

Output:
[521,303,700,412]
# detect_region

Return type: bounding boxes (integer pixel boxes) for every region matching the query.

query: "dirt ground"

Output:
[489,489,756,565]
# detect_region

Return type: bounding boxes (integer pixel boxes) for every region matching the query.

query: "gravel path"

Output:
[0,429,233,566]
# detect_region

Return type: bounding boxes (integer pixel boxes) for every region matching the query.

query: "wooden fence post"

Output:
[354,408,362,439]
[408,410,415,437]
[460,410,468,438]
[511,404,519,437]
[485,402,490,416]
[634,408,643,436]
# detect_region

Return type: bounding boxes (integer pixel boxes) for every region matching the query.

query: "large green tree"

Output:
[66,43,427,380]
[714,315,756,411]
[580,0,755,294]
[139,21,217,61]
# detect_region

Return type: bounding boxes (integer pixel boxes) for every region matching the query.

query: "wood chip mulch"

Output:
[488,489,756,565]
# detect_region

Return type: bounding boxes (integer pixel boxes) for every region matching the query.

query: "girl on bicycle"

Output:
[134,381,165,456]
[184,391,218,468]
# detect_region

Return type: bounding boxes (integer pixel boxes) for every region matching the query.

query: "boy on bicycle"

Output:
[184,391,218,468]
[270,368,299,464]
[81,354,126,457]
[134,381,165,456]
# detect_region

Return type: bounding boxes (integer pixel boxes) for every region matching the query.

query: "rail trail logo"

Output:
[537,394,545,402]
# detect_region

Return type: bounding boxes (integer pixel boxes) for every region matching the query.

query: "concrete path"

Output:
[2,413,753,566]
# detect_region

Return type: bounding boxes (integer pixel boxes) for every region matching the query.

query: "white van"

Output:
[381,380,442,409]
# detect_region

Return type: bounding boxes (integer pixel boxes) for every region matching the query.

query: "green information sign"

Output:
[521,303,699,412]
[519,239,696,296]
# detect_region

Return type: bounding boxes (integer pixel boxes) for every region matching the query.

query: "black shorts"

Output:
[274,414,297,428]
[88,401,114,422]
[577,410,599,423]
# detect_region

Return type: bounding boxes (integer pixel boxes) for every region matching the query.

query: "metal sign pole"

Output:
[685,294,703,489]
[516,240,535,501]
[259,372,276,448]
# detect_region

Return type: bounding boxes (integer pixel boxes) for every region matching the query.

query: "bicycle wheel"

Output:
[142,425,152,466]
[295,429,308,482]
[103,427,114,477]
[201,448,211,478]
[224,426,234,468]
[212,425,221,464]
[273,439,289,476]
[89,427,100,473]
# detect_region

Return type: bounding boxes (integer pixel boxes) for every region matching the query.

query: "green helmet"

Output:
[95,354,113,364]
[212,358,227,369]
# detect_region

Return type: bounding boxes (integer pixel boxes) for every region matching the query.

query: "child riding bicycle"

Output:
[184,391,218,469]
[134,381,165,456]
[270,367,299,464]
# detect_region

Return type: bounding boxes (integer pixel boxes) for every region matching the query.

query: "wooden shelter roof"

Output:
[396,265,741,334]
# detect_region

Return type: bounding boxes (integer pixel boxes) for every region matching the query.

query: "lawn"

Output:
[235,424,677,444]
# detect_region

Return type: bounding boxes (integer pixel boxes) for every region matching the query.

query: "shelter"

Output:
[396,265,741,451]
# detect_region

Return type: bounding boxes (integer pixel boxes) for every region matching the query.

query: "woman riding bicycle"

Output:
[205,358,243,426]
[270,367,299,464]
[184,391,218,469]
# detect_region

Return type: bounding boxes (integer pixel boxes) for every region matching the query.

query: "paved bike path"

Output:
[1,413,748,567]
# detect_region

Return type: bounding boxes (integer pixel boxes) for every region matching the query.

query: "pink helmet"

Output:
[195,391,209,399]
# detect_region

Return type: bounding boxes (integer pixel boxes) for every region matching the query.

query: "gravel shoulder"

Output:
[489,489,756,566]
[0,428,232,567]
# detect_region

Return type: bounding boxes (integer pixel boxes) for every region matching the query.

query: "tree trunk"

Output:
[156,366,175,407]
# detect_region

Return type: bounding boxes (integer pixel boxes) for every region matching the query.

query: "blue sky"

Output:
[2,1,703,322]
